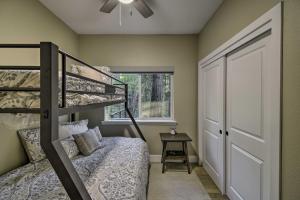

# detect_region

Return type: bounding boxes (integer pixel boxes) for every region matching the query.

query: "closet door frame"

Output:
[198,3,281,200]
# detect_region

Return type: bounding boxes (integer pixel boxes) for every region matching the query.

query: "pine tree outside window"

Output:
[105,72,174,121]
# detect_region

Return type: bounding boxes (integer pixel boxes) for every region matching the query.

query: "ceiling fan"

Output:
[100,0,154,18]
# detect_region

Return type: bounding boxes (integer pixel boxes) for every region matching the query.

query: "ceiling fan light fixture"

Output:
[100,0,153,18]
[118,0,134,4]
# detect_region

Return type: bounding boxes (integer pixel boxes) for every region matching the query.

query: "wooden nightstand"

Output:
[160,133,192,174]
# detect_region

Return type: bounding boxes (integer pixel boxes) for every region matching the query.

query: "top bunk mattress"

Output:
[0,137,149,200]
[0,70,125,108]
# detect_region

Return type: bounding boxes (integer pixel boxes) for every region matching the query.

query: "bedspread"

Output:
[0,137,149,200]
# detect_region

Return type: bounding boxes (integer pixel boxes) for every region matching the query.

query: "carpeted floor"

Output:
[148,163,228,200]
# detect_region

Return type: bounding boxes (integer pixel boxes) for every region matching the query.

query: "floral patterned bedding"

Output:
[0,137,150,200]
[0,70,125,108]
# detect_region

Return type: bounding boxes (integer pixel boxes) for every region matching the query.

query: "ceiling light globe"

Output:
[118,0,134,4]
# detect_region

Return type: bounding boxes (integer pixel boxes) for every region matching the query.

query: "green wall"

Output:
[198,0,300,199]
[79,35,199,156]
[0,0,79,175]
[0,0,79,56]
[281,1,300,199]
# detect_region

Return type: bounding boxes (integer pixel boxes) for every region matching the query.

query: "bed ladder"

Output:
[124,84,147,142]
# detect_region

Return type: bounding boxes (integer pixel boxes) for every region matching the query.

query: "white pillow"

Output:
[59,119,88,139]
[89,126,102,142]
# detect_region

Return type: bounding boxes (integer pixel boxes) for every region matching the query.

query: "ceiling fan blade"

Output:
[100,0,119,13]
[133,0,154,18]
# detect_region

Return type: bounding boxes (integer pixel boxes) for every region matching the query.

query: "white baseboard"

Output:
[150,155,198,163]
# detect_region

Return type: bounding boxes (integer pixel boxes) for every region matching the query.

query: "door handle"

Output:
[219,130,222,135]
[226,131,229,136]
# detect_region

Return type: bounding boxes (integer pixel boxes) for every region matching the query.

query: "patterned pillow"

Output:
[18,127,46,163]
[60,137,80,159]
[73,130,102,156]
[59,119,89,139]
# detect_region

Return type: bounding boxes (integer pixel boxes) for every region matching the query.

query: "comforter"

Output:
[0,137,149,200]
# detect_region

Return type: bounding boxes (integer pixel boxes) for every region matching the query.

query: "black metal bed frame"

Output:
[0,42,146,200]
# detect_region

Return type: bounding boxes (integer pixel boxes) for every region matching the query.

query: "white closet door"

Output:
[226,35,273,200]
[201,57,225,193]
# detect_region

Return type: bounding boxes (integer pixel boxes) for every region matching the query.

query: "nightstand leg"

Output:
[184,142,191,174]
[161,141,165,163]
[162,141,167,173]
[182,142,186,164]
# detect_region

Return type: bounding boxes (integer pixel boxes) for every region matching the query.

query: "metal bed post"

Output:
[61,53,67,108]
[40,42,92,200]
[61,53,75,122]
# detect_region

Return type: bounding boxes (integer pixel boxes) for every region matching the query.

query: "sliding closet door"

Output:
[201,57,225,193]
[226,35,273,200]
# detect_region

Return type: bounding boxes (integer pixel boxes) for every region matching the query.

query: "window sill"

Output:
[101,119,177,126]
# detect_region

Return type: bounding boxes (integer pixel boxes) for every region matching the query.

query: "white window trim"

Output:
[101,119,177,126]
[170,75,175,120]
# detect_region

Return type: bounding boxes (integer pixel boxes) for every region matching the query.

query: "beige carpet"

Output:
[148,163,214,200]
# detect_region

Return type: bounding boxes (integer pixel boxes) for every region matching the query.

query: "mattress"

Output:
[0,137,149,200]
[0,70,125,108]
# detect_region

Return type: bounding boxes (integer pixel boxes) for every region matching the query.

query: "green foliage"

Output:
[106,73,172,120]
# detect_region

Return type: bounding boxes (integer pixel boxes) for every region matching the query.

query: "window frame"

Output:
[104,72,175,124]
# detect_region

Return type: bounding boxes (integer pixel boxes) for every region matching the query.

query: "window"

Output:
[105,72,174,121]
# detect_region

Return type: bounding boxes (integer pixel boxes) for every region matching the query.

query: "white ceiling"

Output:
[39,0,223,34]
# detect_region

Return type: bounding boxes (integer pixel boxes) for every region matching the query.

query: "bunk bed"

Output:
[0,42,149,200]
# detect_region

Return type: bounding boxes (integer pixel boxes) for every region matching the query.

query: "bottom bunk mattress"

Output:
[0,137,150,200]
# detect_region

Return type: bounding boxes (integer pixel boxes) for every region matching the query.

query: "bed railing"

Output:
[0,42,146,200]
